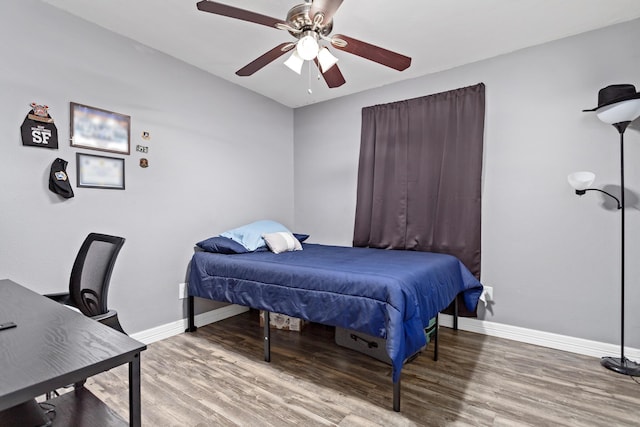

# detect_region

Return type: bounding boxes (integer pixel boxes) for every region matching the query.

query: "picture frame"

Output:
[70,102,130,155]
[76,153,125,190]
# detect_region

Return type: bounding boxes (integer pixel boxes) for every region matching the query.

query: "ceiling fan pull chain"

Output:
[307,60,313,94]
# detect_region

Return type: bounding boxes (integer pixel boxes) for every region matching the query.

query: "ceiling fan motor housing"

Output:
[286,3,333,38]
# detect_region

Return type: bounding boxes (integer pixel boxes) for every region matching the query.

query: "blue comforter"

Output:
[188,243,482,382]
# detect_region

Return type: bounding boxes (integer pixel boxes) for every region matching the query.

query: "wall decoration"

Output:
[141,131,150,140]
[21,102,58,149]
[139,158,149,168]
[29,103,54,123]
[48,158,74,199]
[70,102,130,155]
[76,152,125,190]
[136,144,148,153]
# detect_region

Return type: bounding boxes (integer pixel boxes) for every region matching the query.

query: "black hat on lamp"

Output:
[582,84,640,112]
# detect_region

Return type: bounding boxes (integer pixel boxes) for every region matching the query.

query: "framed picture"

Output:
[76,153,125,190]
[70,102,130,155]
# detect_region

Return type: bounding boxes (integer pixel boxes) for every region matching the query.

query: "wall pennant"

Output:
[21,103,58,149]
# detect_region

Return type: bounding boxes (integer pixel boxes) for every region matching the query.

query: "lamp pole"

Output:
[600,121,640,375]
[616,121,626,371]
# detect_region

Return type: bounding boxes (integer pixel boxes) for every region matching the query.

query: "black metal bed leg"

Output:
[186,295,197,332]
[185,295,198,332]
[433,314,439,362]
[393,379,401,412]
[453,297,459,331]
[264,311,271,362]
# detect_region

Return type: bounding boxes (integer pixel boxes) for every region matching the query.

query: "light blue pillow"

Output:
[220,220,291,251]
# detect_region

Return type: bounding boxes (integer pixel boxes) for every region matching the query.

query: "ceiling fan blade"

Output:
[332,34,411,71]
[309,0,344,25]
[236,43,294,76]
[196,1,286,29]
[314,59,346,88]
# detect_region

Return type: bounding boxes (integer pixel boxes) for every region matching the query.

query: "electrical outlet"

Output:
[178,282,188,299]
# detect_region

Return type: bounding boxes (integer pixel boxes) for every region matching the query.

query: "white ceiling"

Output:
[42,0,640,108]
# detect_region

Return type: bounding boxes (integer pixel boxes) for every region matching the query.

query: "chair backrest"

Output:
[69,233,125,317]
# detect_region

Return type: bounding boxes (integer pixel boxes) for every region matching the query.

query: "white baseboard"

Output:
[130,304,249,345]
[130,306,640,361]
[438,314,640,361]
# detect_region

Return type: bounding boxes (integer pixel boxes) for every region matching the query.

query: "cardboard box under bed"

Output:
[259,311,308,331]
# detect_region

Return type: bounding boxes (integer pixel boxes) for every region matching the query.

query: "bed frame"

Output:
[186,295,459,412]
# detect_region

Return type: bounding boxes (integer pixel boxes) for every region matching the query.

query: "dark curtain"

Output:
[353,83,485,313]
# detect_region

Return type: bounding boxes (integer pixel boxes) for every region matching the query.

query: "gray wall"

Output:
[294,19,640,348]
[0,0,294,334]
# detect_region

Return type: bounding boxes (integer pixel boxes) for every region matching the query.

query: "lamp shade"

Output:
[317,47,338,72]
[296,33,319,60]
[567,171,595,191]
[596,99,640,125]
[284,51,304,74]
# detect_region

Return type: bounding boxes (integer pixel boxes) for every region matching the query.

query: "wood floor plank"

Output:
[86,310,640,426]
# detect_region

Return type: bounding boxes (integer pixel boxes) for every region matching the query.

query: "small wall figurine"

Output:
[28,103,54,123]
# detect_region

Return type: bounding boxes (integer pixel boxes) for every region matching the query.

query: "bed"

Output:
[187,241,482,411]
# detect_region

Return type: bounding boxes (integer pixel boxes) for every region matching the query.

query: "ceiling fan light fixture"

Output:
[284,50,304,74]
[317,47,338,72]
[296,31,319,60]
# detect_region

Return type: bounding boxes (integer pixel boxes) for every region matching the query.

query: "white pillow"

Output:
[262,231,303,254]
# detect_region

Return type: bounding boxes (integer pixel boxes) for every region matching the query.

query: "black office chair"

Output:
[46,232,126,334]
[8,234,128,417]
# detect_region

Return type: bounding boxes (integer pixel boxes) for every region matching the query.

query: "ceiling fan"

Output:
[196,0,411,89]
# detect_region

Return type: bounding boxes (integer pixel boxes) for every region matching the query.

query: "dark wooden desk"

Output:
[0,279,146,426]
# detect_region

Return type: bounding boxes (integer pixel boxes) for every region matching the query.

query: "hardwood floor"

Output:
[86,310,640,426]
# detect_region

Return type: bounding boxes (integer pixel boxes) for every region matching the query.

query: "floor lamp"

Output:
[568,84,640,376]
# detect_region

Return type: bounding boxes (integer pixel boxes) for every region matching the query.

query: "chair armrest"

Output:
[44,292,73,306]
[91,310,116,323]
[91,310,126,334]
